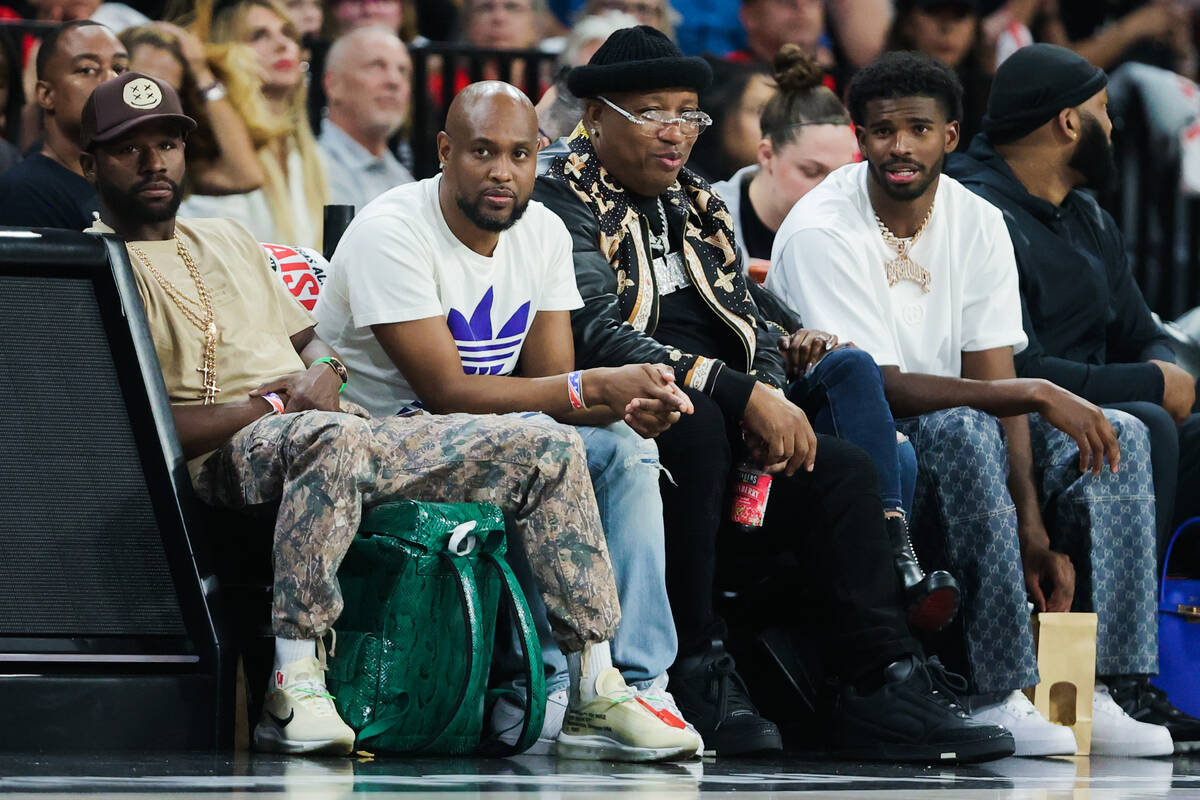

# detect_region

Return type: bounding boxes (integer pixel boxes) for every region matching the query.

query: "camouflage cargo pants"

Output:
[193,408,621,651]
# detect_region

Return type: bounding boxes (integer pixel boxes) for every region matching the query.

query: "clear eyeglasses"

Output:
[598,96,712,138]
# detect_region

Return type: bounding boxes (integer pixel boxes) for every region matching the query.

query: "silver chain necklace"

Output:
[648,198,669,254]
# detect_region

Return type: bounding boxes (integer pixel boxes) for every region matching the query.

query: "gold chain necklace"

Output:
[875,199,935,294]
[129,237,221,405]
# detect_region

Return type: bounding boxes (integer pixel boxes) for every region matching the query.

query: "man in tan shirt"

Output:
[80,71,699,761]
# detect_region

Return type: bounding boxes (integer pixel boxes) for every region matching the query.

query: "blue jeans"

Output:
[900,407,1159,693]
[505,420,677,693]
[787,347,917,513]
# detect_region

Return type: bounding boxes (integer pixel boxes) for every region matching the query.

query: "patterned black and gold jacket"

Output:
[534,125,788,410]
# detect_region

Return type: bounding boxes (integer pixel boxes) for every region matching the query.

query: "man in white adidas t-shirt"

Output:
[315,81,700,757]
[767,52,1171,757]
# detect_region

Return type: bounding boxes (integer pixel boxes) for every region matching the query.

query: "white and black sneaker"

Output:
[491,688,568,755]
[1107,677,1200,754]
[253,656,356,756]
[835,656,1015,763]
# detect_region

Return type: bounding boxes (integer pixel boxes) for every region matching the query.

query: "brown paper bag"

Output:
[1023,612,1098,754]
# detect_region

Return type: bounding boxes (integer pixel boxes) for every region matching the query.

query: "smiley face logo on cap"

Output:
[123,77,163,110]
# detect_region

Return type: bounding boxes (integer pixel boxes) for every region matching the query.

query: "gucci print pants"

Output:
[898,407,1159,693]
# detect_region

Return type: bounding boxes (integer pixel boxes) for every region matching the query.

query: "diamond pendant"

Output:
[885,254,932,294]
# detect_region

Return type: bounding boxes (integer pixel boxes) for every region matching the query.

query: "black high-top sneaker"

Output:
[834,655,1015,763]
[667,641,783,756]
[886,515,960,632]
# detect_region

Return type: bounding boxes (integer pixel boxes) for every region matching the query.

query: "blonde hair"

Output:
[200,0,329,247]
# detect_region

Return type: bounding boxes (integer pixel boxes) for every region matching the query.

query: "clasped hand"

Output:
[594,363,694,438]
[249,363,343,413]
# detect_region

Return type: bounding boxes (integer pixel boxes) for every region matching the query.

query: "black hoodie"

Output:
[946,134,1173,405]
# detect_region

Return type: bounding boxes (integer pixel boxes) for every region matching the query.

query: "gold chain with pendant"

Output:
[876,199,935,294]
[128,237,222,404]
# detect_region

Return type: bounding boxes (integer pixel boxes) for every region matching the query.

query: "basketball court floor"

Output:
[4,751,1200,798]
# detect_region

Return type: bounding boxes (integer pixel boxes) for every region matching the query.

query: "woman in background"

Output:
[712,43,855,279]
[886,0,989,147]
[122,22,264,195]
[686,57,773,182]
[180,0,329,249]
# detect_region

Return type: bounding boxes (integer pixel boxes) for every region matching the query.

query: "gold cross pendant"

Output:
[201,381,222,405]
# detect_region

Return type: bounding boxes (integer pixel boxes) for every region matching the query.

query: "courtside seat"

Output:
[0,226,233,751]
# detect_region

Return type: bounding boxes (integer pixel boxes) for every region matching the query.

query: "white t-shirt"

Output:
[314,175,583,416]
[766,161,1027,378]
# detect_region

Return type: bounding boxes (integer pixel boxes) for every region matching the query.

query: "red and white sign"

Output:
[262,242,327,311]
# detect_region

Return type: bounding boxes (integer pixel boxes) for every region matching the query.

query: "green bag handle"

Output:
[356,549,489,750]
[479,551,547,756]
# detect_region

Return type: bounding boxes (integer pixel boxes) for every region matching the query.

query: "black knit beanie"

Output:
[567,25,713,98]
[982,44,1108,143]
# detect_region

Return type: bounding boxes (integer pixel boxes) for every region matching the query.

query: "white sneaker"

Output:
[969,690,1077,757]
[253,656,356,755]
[1092,683,1174,757]
[640,674,706,757]
[491,688,568,755]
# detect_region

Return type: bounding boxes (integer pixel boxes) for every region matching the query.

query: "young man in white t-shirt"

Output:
[767,51,1172,757]
[314,81,701,758]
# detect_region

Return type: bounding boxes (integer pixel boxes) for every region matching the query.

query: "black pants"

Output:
[1107,401,1200,561]
[655,387,918,682]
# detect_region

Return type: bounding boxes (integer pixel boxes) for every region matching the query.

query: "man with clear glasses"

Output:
[534,25,1015,763]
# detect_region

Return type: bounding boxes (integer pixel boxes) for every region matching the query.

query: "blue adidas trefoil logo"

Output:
[446,287,531,375]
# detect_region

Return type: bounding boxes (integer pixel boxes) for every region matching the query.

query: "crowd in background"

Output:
[0,0,1197,249]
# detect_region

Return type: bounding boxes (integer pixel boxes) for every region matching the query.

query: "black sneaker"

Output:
[1108,676,1200,753]
[668,641,783,756]
[834,655,1015,763]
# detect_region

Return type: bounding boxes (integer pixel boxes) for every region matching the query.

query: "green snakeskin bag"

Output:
[326,500,545,754]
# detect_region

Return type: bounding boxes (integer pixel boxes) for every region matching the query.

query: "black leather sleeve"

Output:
[748,281,802,334]
[534,175,718,388]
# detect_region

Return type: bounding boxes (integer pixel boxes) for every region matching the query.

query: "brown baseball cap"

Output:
[80,72,197,151]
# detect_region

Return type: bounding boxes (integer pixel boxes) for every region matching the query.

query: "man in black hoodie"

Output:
[948,43,1200,746]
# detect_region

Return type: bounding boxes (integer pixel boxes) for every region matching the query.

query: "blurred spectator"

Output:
[313,0,415,133]
[728,0,835,69]
[37,0,150,32]
[712,44,854,272]
[323,0,414,40]
[462,0,547,49]
[0,20,126,227]
[0,37,20,174]
[826,0,894,68]
[121,22,265,194]
[534,11,636,170]
[552,0,724,54]
[981,0,1197,78]
[579,0,675,38]
[426,0,554,109]
[562,7,637,64]
[318,26,413,210]
[686,57,772,180]
[1040,0,1196,78]
[888,0,991,147]
[283,0,322,36]
[180,0,329,249]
